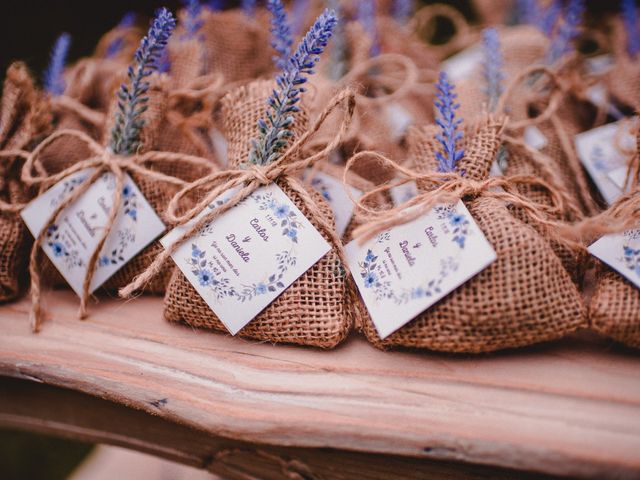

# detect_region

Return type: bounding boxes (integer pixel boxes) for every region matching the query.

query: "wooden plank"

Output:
[0,292,639,479]
[0,377,554,480]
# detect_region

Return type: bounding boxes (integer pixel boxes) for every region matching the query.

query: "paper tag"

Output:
[345,201,497,339]
[575,120,635,205]
[585,54,614,75]
[21,169,165,296]
[390,180,418,206]
[441,46,482,83]
[305,170,362,238]
[589,229,640,289]
[210,128,228,167]
[161,183,331,335]
[523,125,548,150]
[384,102,413,141]
[608,166,629,190]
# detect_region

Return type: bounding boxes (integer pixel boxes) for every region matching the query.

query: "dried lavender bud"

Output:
[434,72,464,173]
[44,33,71,96]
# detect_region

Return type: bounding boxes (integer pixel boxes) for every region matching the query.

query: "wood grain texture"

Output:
[0,292,639,479]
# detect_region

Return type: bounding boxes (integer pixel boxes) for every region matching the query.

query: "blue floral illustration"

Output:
[622,245,640,278]
[311,177,332,202]
[436,204,472,249]
[50,175,88,208]
[122,184,138,222]
[255,192,304,243]
[394,257,459,304]
[186,244,236,300]
[236,250,294,302]
[358,249,393,301]
[98,228,136,268]
[45,225,84,269]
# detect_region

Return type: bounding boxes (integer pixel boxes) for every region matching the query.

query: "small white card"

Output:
[345,201,497,339]
[21,169,166,296]
[589,229,640,289]
[608,166,630,190]
[390,180,418,206]
[523,125,548,150]
[575,120,636,205]
[161,183,331,335]
[210,127,228,167]
[441,46,482,83]
[384,103,413,141]
[306,170,362,238]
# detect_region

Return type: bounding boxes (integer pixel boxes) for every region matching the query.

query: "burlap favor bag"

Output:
[604,18,640,111]
[200,8,272,82]
[157,80,355,348]
[0,63,51,301]
[351,116,585,353]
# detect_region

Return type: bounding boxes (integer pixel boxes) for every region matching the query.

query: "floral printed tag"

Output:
[589,229,640,290]
[345,200,496,339]
[575,119,636,205]
[20,168,165,296]
[160,183,331,335]
[305,170,362,238]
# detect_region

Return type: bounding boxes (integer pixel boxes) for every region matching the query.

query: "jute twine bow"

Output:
[22,129,217,332]
[492,63,598,218]
[119,88,356,298]
[343,148,580,250]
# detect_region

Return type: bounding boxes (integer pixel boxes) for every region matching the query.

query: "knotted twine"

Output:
[119,88,356,299]
[22,129,217,332]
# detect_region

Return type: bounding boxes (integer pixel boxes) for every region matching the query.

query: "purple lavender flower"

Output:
[110,8,176,156]
[291,0,310,35]
[105,12,137,59]
[546,0,584,65]
[327,0,346,80]
[516,0,541,26]
[242,0,256,17]
[268,0,293,70]
[539,0,562,36]
[43,33,71,96]
[622,0,640,57]
[434,71,464,173]
[249,9,338,165]
[393,0,413,25]
[207,0,225,10]
[482,27,504,112]
[357,0,380,57]
[181,0,203,39]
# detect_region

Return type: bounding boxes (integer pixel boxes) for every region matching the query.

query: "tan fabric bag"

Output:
[356,117,586,352]
[0,63,51,302]
[162,80,353,348]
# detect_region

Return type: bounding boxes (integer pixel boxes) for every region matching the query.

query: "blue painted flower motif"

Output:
[51,242,66,257]
[286,229,297,240]
[192,244,204,258]
[363,271,378,288]
[622,244,640,277]
[365,250,376,262]
[109,8,176,156]
[122,185,132,198]
[274,204,290,219]
[43,32,71,96]
[255,283,268,294]
[126,209,137,221]
[449,213,465,227]
[434,72,464,173]
[249,9,338,165]
[197,269,213,286]
[99,255,110,266]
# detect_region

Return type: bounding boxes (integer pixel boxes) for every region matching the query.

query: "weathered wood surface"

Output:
[0,292,639,479]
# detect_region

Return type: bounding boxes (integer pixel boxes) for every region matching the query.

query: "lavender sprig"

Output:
[358,0,380,57]
[242,0,256,17]
[208,0,225,10]
[622,0,640,58]
[249,9,338,166]
[268,0,293,70]
[393,0,413,25]
[482,28,504,112]
[434,72,464,173]
[181,0,203,39]
[105,12,137,58]
[516,0,540,26]
[291,0,309,35]
[110,8,176,156]
[44,33,71,96]
[539,0,562,36]
[546,0,584,66]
